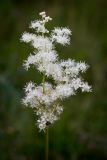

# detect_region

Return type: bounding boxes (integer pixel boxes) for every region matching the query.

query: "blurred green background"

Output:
[0,0,107,159]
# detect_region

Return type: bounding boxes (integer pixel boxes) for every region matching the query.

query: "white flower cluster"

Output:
[21,11,91,131]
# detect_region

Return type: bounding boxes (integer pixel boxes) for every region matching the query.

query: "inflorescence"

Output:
[21,11,91,131]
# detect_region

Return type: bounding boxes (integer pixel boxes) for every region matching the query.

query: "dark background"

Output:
[0,0,107,159]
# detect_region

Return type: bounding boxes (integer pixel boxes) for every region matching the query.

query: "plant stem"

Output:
[45,127,49,160]
[42,73,49,160]
[43,73,45,93]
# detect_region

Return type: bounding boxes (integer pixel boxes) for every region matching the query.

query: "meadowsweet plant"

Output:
[21,11,91,159]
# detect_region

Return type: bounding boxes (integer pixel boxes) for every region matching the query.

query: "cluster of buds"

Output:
[30,11,52,33]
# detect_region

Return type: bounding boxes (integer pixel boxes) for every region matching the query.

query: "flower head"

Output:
[21,11,92,131]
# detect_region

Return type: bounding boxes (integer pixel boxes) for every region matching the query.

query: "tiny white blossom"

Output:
[25,81,36,93]
[32,36,53,51]
[23,54,36,70]
[21,32,35,43]
[55,84,75,99]
[52,27,72,45]
[30,20,49,33]
[23,50,58,70]
[44,16,52,22]
[39,11,46,17]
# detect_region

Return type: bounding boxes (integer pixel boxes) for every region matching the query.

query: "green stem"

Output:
[42,73,49,160]
[45,127,49,160]
[43,73,45,93]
